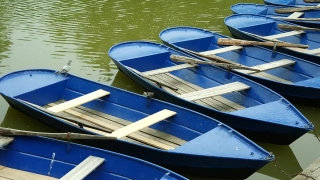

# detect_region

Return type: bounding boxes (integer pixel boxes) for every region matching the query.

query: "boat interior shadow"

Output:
[111,70,145,94]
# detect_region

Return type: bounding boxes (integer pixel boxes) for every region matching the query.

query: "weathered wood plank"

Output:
[251,72,293,84]
[265,31,304,39]
[292,158,320,180]
[48,89,110,113]
[111,109,176,139]
[287,12,304,18]
[0,166,56,180]
[141,64,197,76]
[0,136,14,147]
[48,103,175,150]
[60,156,104,180]
[200,46,243,55]
[178,82,250,101]
[236,59,295,74]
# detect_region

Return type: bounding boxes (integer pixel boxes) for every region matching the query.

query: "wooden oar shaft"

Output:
[170,55,261,72]
[0,127,116,140]
[304,0,320,2]
[275,6,320,13]
[184,49,237,64]
[278,24,320,32]
[274,17,320,21]
[218,38,308,48]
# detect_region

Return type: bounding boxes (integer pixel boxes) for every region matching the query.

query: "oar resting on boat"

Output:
[217,38,308,48]
[273,17,320,21]
[278,24,320,32]
[170,55,261,72]
[275,4,320,13]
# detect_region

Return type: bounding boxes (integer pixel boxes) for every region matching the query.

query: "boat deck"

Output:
[149,73,245,112]
[0,165,56,180]
[45,101,186,150]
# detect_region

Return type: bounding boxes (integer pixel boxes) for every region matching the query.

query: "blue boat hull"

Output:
[231,3,320,28]
[0,136,187,180]
[108,41,313,145]
[159,26,320,101]
[224,14,320,64]
[0,69,273,179]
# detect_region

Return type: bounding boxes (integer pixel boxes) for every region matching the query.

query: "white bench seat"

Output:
[236,59,295,74]
[142,64,197,76]
[0,136,14,147]
[178,82,250,101]
[200,46,243,55]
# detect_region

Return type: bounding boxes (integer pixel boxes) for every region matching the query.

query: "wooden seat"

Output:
[48,89,110,113]
[178,82,250,101]
[287,12,304,18]
[0,136,14,147]
[236,59,295,74]
[265,30,305,39]
[111,109,176,138]
[141,64,197,76]
[200,46,243,55]
[60,156,105,180]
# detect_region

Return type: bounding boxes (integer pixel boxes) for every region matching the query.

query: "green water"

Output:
[0,0,319,179]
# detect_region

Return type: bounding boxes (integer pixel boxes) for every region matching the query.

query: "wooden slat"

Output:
[251,72,293,84]
[200,46,243,55]
[292,158,320,180]
[60,156,104,180]
[48,89,110,113]
[236,59,295,74]
[265,31,304,39]
[0,136,14,147]
[162,73,246,111]
[178,82,250,101]
[0,166,56,180]
[287,12,304,18]
[142,64,196,76]
[48,104,175,150]
[111,109,176,139]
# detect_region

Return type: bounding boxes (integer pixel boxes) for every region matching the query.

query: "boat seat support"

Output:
[60,156,105,180]
[47,89,110,113]
[178,82,250,101]
[0,136,14,148]
[111,109,177,139]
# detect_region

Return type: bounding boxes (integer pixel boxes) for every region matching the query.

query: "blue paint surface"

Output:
[264,0,315,6]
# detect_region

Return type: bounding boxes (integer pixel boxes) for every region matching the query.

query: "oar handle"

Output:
[278,24,320,32]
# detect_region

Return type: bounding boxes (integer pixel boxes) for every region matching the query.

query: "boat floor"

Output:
[0,165,56,180]
[45,101,186,150]
[149,73,245,112]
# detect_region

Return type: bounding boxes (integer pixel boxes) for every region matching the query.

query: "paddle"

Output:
[275,4,320,13]
[0,127,117,140]
[218,38,308,48]
[304,0,320,2]
[273,17,320,21]
[170,55,261,72]
[278,24,320,32]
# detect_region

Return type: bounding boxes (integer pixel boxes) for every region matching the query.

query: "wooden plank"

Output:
[251,72,293,84]
[178,82,250,101]
[162,73,246,111]
[236,59,295,74]
[287,12,304,18]
[60,156,104,180]
[48,89,110,113]
[292,158,320,180]
[199,46,243,55]
[0,166,56,180]
[0,136,14,147]
[285,47,320,55]
[48,104,175,150]
[141,64,196,76]
[111,109,176,139]
[265,31,304,39]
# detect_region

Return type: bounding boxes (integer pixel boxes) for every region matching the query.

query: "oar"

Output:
[218,38,308,49]
[183,49,239,64]
[275,4,320,13]
[304,0,320,2]
[278,24,320,32]
[273,17,320,21]
[0,127,117,140]
[170,55,261,72]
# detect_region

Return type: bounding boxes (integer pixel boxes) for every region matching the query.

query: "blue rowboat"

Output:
[159,26,320,101]
[264,0,319,6]
[231,3,320,28]
[0,69,273,179]
[224,14,320,64]
[108,41,313,146]
[0,135,187,180]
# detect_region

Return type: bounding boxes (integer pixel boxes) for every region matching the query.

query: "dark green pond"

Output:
[0,0,319,179]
